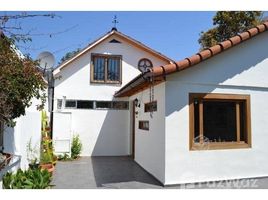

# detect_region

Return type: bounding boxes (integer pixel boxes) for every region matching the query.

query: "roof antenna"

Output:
[112,15,118,31]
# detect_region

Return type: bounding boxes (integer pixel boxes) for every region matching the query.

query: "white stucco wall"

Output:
[53,34,169,156]
[130,83,166,183]
[164,32,268,185]
[3,98,42,170]
[53,34,167,100]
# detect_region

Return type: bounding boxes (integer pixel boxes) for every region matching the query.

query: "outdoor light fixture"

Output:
[134,98,140,108]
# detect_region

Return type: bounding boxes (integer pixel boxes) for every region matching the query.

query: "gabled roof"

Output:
[54,29,174,73]
[115,21,268,97]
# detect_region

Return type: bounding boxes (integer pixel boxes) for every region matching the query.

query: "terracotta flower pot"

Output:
[40,163,55,174]
[45,127,51,132]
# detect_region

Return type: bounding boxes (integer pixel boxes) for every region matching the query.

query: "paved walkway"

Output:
[51,156,162,189]
[52,156,268,189]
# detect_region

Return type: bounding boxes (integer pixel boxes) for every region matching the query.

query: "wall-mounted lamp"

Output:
[134,98,140,108]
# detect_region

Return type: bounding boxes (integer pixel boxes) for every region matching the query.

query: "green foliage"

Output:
[0,36,47,126]
[40,137,54,164]
[40,151,53,164]
[71,135,82,159]
[59,48,81,64]
[57,153,72,161]
[41,110,49,130]
[2,168,52,189]
[198,11,264,49]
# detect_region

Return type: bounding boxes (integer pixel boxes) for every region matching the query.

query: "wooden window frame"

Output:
[90,53,122,84]
[144,101,157,113]
[139,121,149,131]
[189,93,251,151]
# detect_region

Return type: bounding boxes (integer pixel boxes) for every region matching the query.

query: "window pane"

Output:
[77,101,94,109]
[96,101,112,109]
[239,101,246,142]
[139,121,149,130]
[93,57,105,81]
[57,99,63,109]
[113,101,129,110]
[203,101,237,142]
[65,100,76,108]
[107,57,120,81]
[144,101,157,112]
[193,99,200,142]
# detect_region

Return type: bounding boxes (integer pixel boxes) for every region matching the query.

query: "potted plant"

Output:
[26,138,40,169]
[40,151,54,173]
[0,152,12,170]
[0,152,6,170]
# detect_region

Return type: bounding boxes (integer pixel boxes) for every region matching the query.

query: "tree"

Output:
[59,48,81,64]
[0,13,51,126]
[0,35,47,126]
[198,11,264,49]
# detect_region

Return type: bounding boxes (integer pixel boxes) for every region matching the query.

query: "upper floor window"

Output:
[91,54,122,84]
[138,58,153,73]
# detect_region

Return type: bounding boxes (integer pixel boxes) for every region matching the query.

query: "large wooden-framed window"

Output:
[189,93,251,150]
[91,54,122,84]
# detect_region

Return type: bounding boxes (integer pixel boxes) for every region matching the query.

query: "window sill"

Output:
[190,141,251,151]
[90,81,122,85]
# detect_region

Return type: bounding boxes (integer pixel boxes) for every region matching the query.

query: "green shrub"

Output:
[40,151,53,164]
[71,135,82,159]
[57,153,72,161]
[2,168,52,189]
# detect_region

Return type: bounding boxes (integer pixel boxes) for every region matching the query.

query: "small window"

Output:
[77,100,94,109]
[138,58,153,73]
[109,39,121,43]
[65,100,77,108]
[91,54,122,84]
[189,93,251,150]
[112,101,129,110]
[57,99,63,109]
[96,101,112,109]
[144,101,157,112]
[139,121,149,131]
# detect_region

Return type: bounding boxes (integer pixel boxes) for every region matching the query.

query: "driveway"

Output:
[51,156,268,189]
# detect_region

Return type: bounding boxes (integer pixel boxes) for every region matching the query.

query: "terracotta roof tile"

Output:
[152,21,268,77]
[115,21,268,97]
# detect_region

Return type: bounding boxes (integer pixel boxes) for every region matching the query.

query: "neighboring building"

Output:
[0,32,44,171]
[2,98,43,170]
[53,22,268,185]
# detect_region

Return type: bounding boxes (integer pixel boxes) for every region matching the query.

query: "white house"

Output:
[52,28,173,156]
[52,22,268,186]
